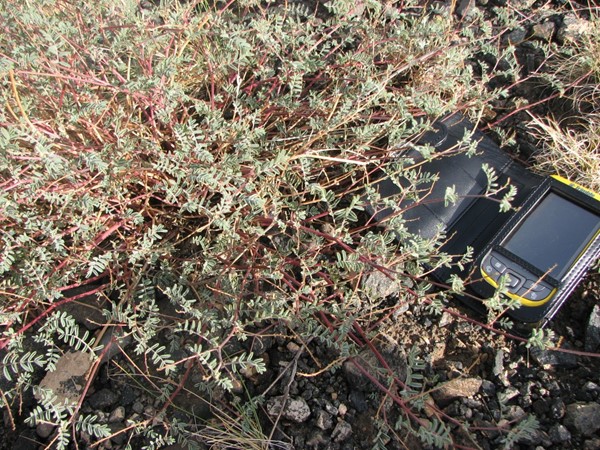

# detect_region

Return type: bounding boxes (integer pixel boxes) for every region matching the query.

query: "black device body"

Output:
[367,113,600,325]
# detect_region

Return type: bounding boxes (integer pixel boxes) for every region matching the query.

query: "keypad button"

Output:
[523,279,545,292]
[505,271,522,290]
[483,256,502,281]
[490,256,507,273]
[517,285,552,302]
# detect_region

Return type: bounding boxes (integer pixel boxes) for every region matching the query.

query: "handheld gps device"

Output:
[473,175,600,322]
[366,113,600,325]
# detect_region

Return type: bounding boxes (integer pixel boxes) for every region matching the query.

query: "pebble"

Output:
[439,312,454,327]
[585,305,600,352]
[132,401,144,414]
[324,402,338,416]
[109,406,126,423]
[481,379,496,396]
[286,342,301,353]
[531,21,555,42]
[143,405,156,418]
[498,386,520,404]
[550,398,566,420]
[558,13,593,44]
[506,405,526,421]
[431,377,482,406]
[361,267,404,301]
[549,424,571,443]
[516,426,547,446]
[564,402,600,437]
[89,388,119,410]
[504,28,528,45]
[36,422,55,439]
[338,403,348,416]
[530,345,578,368]
[266,396,311,423]
[332,420,352,442]
[342,357,372,392]
[315,410,333,430]
[306,432,328,447]
[583,438,600,450]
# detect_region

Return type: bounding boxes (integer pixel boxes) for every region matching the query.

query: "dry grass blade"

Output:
[528,113,600,192]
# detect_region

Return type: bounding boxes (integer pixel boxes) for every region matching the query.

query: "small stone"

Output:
[229,376,243,393]
[315,410,333,430]
[306,432,328,447]
[531,21,555,42]
[549,424,571,443]
[37,351,92,405]
[342,358,371,392]
[498,386,520,404]
[550,398,566,420]
[266,396,310,423]
[423,395,437,418]
[431,342,446,367]
[493,349,505,377]
[109,406,126,423]
[89,389,119,410]
[510,0,536,8]
[349,390,368,413]
[286,342,301,353]
[564,402,600,436]
[143,405,156,417]
[240,365,258,380]
[481,380,496,396]
[431,378,482,406]
[36,422,55,439]
[506,405,526,421]
[362,268,403,301]
[132,401,144,414]
[584,438,600,450]
[517,426,547,446]
[455,0,477,19]
[585,304,600,352]
[504,28,528,46]
[439,312,454,327]
[530,345,578,368]
[338,403,348,416]
[325,402,338,416]
[332,420,352,443]
[558,14,593,44]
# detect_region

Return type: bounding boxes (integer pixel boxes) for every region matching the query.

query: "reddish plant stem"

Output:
[0,283,109,351]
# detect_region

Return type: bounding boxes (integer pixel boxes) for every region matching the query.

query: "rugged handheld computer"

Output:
[366,113,600,325]
[473,175,600,323]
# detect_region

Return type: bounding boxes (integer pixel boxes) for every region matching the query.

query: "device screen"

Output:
[503,192,600,279]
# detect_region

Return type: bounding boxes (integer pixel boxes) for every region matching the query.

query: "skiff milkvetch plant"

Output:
[0,0,532,447]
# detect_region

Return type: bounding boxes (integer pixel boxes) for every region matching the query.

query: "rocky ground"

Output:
[5,284,599,449]
[2,1,600,449]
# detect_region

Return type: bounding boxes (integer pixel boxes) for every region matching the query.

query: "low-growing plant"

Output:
[0,0,544,448]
